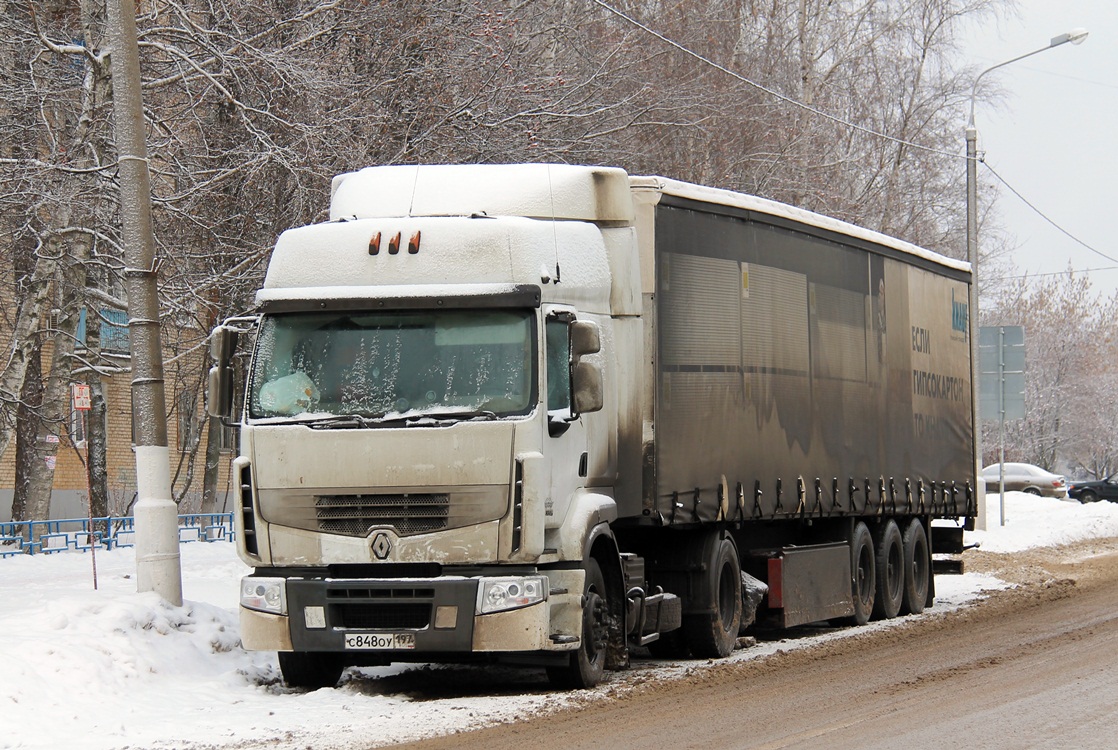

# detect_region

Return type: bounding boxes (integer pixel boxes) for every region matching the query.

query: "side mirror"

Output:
[207,326,239,419]
[572,361,603,414]
[210,325,239,365]
[570,321,600,360]
[208,365,233,419]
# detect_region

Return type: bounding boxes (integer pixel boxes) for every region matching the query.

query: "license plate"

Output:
[343,632,416,650]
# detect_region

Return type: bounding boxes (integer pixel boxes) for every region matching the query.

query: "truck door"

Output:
[543,308,594,527]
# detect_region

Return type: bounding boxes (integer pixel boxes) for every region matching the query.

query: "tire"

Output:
[900,518,930,615]
[872,520,904,620]
[1079,491,1099,504]
[548,558,609,689]
[849,521,876,626]
[278,651,345,690]
[1023,487,1041,496]
[684,535,742,658]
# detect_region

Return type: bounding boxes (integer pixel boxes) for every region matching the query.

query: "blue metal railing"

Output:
[0,512,235,557]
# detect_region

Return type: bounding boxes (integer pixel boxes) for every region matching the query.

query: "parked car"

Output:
[981,462,1067,498]
[1067,476,1118,503]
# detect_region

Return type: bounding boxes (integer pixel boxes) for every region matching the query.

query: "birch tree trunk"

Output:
[21,229,88,524]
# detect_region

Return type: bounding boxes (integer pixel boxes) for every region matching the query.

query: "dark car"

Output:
[981,462,1067,498]
[1068,476,1118,503]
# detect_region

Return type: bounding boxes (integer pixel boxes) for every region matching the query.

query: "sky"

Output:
[962,1,1118,300]
[2,492,1117,750]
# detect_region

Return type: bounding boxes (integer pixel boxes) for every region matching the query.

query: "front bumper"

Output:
[240,571,584,655]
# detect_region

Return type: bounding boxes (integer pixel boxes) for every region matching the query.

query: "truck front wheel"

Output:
[548,558,608,689]
[278,651,345,690]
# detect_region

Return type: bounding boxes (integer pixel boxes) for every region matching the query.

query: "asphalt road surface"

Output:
[384,540,1118,750]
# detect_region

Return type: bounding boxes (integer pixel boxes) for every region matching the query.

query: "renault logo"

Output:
[371,532,392,560]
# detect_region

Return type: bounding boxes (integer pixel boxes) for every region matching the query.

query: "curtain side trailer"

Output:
[208,164,976,689]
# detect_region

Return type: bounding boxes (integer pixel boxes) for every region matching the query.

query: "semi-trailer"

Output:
[208,164,977,689]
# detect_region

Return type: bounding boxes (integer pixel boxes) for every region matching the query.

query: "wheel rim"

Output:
[582,590,608,664]
[912,535,928,592]
[856,543,873,604]
[717,559,737,631]
[887,536,903,599]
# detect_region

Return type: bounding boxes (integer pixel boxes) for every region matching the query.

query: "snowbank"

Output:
[2,492,1116,750]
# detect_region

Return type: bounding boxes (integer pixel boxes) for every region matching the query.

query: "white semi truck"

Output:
[208,164,977,689]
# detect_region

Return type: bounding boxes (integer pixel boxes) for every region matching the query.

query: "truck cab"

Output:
[210,165,672,688]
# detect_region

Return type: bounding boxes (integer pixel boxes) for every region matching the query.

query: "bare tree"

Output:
[2,0,1020,520]
[982,271,1118,475]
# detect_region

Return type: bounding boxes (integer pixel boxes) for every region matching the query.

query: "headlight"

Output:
[241,577,288,615]
[476,576,547,614]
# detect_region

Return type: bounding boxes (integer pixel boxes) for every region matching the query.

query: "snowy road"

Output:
[5,493,1118,750]
[385,541,1118,750]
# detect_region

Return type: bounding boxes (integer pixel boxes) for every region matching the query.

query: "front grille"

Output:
[332,602,431,629]
[327,586,435,629]
[329,587,435,600]
[315,494,449,536]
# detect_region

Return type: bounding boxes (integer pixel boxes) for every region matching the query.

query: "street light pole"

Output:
[965,28,1087,529]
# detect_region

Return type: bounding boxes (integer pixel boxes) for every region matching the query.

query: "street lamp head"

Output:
[969,28,1090,125]
[1051,28,1089,47]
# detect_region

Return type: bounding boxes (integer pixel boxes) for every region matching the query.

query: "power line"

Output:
[588,0,963,162]
[970,58,1118,92]
[991,265,1118,282]
[982,162,1116,264]
[590,0,1110,268]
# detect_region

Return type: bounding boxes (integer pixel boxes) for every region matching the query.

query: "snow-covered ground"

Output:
[3,492,1117,750]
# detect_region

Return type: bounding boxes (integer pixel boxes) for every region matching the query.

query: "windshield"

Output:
[248,309,535,421]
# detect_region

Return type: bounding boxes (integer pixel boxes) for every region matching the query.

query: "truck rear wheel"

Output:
[900,518,930,615]
[849,521,876,625]
[547,558,608,689]
[872,519,904,620]
[684,535,742,658]
[278,651,345,690]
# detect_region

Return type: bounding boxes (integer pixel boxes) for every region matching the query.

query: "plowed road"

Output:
[384,541,1118,750]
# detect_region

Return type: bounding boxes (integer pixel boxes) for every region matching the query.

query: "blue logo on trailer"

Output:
[951,290,968,337]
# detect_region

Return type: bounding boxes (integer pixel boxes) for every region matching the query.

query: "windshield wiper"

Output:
[371,408,501,427]
[302,413,384,429]
[458,411,503,422]
[275,408,502,429]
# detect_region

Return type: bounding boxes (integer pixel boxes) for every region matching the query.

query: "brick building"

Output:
[0,303,234,522]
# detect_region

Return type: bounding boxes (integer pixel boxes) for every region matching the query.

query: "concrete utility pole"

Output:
[965,27,1087,532]
[105,0,183,605]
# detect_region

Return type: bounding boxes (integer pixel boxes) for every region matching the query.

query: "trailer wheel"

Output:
[278,651,345,690]
[684,535,742,658]
[849,521,876,625]
[872,519,904,620]
[900,518,930,615]
[548,558,608,689]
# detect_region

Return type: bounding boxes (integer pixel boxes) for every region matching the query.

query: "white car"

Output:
[982,462,1067,498]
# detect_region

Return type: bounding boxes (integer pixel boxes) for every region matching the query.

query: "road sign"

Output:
[71,383,92,411]
[978,326,1025,421]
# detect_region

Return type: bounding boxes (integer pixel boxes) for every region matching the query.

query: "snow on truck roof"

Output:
[328,164,969,275]
[329,164,636,224]
[640,176,971,274]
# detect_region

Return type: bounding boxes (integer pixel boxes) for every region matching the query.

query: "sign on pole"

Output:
[978,325,1026,527]
[71,382,97,589]
[978,326,1025,421]
[72,383,92,411]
